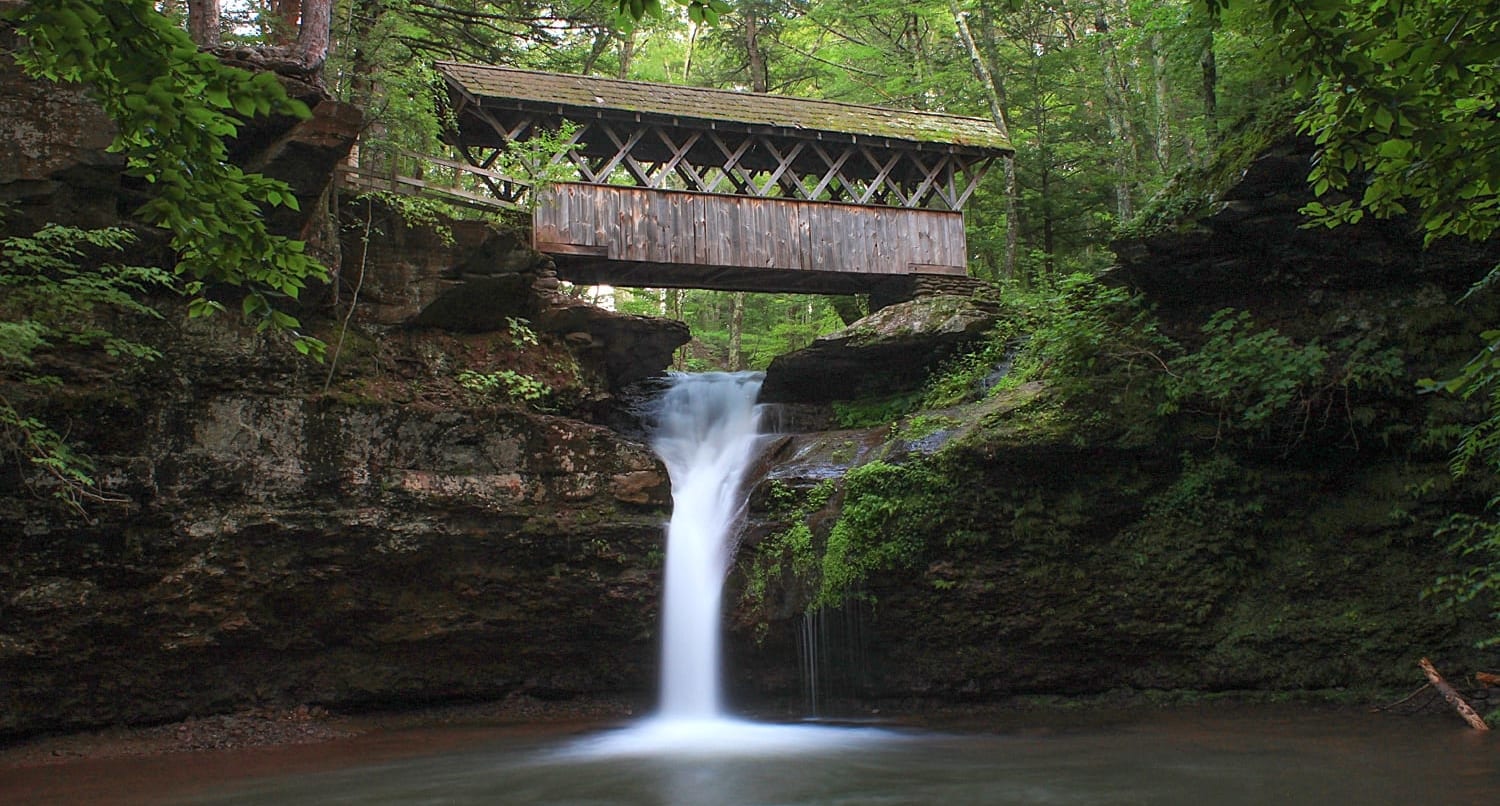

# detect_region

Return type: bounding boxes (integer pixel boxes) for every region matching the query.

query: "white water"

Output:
[563,372,895,759]
[649,371,766,718]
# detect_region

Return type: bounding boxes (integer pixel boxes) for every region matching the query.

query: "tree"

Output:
[953,2,1019,279]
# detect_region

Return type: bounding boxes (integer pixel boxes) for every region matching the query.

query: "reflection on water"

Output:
[162,708,1498,805]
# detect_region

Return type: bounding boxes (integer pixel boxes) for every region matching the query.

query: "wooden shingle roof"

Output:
[436,61,1011,153]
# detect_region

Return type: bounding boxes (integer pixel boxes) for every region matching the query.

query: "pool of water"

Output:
[6,706,1497,804]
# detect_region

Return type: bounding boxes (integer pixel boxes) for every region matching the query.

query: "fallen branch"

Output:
[1477,671,1500,688]
[1370,682,1432,713]
[1418,658,1491,731]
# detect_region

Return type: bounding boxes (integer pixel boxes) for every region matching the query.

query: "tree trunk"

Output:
[344,0,383,167]
[682,23,699,82]
[1200,23,1219,149]
[618,33,635,79]
[1151,32,1171,172]
[580,27,612,75]
[745,5,768,93]
[955,3,1019,280]
[1419,658,1491,731]
[268,0,301,46]
[186,0,220,47]
[294,0,333,73]
[1094,9,1135,223]
[728,291,745,371]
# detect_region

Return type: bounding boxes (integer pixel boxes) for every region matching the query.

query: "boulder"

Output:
[760,294,998,403]
[532,292,691,388]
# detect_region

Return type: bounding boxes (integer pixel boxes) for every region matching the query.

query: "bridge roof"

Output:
[436,62,1011,153]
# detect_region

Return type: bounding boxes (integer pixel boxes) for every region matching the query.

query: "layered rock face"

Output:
[1,335,671,735]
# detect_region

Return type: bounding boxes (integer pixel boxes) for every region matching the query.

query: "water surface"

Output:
[54,706,1487,804]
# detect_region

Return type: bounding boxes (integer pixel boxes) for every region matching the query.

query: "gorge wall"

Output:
[3,53,1496,740]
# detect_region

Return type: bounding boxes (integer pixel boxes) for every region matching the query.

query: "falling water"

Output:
[649,371,767,718]
[562,371,894,758]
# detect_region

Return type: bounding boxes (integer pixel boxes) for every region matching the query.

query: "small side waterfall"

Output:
[649,371,766,718]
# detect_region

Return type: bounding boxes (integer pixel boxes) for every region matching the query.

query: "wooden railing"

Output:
[335,147,532,212]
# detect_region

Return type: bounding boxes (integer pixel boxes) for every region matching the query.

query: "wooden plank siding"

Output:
[534,183,967,294]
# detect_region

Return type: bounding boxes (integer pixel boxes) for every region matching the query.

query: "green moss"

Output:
[897,413,961,441]
[1118,97,1304,240]
[742,459,958,626]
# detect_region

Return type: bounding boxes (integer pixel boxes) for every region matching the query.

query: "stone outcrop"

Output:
[345,200,690,390]
[0,40,122,230]
[1110,138,1495,310]
[761,294,999,403]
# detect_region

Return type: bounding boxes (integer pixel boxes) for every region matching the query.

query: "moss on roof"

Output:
[438,61,1012,153]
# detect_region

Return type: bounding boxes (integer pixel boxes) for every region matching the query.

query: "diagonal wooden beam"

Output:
[654,129,705,190]
[952,154,996,210]
[595,122,650,185]
[857,147,905,206]
[906,151,945,209]
[705,132,756,195]
[755,138,806,197]
[807,143,854,202]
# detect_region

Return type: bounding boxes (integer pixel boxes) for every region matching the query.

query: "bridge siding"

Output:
[534,183,967,285]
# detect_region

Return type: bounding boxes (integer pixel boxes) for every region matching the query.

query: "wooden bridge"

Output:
[344,63,1011,297]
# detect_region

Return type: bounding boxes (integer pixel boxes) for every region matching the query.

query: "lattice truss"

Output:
[452,109,995,212]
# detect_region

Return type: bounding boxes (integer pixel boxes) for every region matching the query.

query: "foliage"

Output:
[5,0,327,356]
[741,479,836,627]
[0,223,173,516]
[1155,307,1404,447]
[815,460,946,608]
[505,316,540,348]
[1199,0,1500,647]
[922,331,1015,409]
[614,289,845,371]
[456,368,551,407]
[1223,0,1500,247]
[1426,511,1500,649]
[1160,308,1329,436]
[1144,451,1264,531]
[986,273,1174,409]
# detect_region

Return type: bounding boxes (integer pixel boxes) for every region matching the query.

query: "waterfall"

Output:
[561,371,895,758]
[649,371,766,719]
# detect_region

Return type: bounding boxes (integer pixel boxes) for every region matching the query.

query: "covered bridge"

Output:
[432,62,1011,297]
